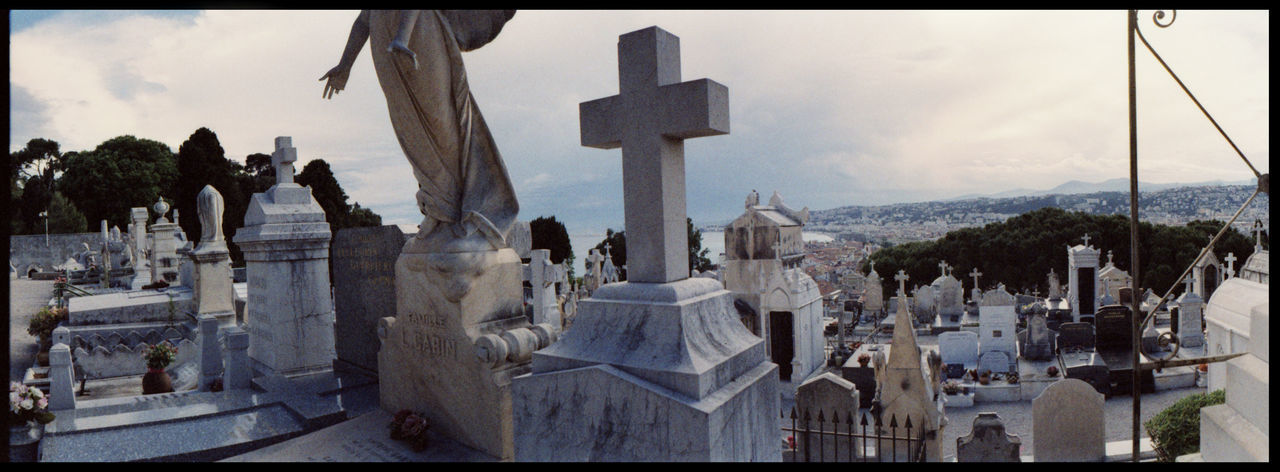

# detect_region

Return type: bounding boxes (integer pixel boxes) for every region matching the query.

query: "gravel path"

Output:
[10,278,55,382]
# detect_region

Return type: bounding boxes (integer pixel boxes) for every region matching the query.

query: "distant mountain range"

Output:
[944,178,1256,201]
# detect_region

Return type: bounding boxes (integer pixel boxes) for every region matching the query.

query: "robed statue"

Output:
[321,10,519,253]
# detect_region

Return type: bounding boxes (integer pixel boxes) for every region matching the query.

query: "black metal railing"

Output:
[781,407,927,462]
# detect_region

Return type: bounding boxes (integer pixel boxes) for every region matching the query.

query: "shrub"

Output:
[1144,389,1225,461]
[27,306,68,340]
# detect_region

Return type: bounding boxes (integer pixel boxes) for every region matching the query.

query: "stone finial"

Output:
[153,196,171,223]
[272,136,297,185]
[197,185,225,245]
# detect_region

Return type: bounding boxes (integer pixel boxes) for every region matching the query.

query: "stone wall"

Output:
[10,233,103,276]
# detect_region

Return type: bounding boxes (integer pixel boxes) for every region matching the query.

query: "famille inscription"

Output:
[402,312,456,360]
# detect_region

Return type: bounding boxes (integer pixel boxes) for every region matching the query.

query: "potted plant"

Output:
[978,370,991,385]
[968,369,979,381]
[142,342,178,394]
[857,353,871,367]
[1006,371,1020,385]
[1046,365,1060,378]
[941,379,961,395]
[27,306,68,346]
[9,381,55,462]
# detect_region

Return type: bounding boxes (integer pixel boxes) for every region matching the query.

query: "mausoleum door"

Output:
[769,311,795,381]
[1202,265,1218,300]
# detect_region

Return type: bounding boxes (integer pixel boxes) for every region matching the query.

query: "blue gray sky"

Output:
[10,10,1270,236]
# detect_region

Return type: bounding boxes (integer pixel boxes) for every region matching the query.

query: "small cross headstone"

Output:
[1224,252,1237,279]
[969,267,982,291]
[272,136,298,185]
[579,26,729,283]
[895,269,909,297]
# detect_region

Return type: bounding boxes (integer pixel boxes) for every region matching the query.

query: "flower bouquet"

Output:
[10,382,55,425]
[144,342,178,370]
[389,409,431,451]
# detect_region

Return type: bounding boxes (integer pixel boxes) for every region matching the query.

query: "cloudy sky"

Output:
[10,10,1270,237]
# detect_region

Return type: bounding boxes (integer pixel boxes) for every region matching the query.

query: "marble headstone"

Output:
[332,225,412,373]
[978,286,1017,373]
[794,372,861,461]
[1032,378,1105,462]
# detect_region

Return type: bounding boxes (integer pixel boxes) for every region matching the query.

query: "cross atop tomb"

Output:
[895,270,909,297]
[1107,250,1114,266]
[1183,273,1195,295]
[272,136,298,185]
[1033,288,1040,298]
[868,259,876,274]
[1224,252,1237,278]
[969,267,982,290]
[938,261,948,278]
[1081,234,1091,247]
[579,26,729,283]
[1253,220,1265,251]
[603,242,612,257]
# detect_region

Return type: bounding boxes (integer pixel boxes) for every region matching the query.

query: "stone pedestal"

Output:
[512,278,781,461]
[378,248,530,460]
[151,221,181,284]
[191,247,235,327]
[233,182,335,378]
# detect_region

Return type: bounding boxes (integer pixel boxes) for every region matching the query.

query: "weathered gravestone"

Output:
[938,331,979,378]
[512,26,779,461]
[1032,378,1104,462]
[794,372,861,461]
[1017,311,1056,361]
[332,225,412,373]
[957,412,1021,462]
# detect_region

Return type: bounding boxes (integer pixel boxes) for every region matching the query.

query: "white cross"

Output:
[868,259,875,274]
[969,267,982,290]
[1225,252,1237,279]
[895,270,909,298]
[1254,221,1265,251]
[938,260,948,278]
[579,27,729,283]
[1183,273,1195,295]
[603,242,612,257]
[1081,234,1091,247]
[272,136,297,185]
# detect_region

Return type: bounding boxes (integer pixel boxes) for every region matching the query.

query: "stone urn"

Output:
[8,421,43,462]
[142,368,174,394]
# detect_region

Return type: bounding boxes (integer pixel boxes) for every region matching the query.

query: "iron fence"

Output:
[781,407,926,462]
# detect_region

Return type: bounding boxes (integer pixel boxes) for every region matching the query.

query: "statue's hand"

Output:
[388,40,418,70]
[319,65,351,100]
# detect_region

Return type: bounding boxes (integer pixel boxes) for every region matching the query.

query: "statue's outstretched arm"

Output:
[320,10,370,100]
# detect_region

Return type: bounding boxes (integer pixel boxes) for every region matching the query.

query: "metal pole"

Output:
[1127,9,1142,462]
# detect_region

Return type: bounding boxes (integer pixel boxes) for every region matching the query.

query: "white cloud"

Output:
[9,10,1269,230]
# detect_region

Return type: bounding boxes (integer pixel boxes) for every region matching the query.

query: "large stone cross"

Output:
[579,26,729,283]
[272,136,297,185]
[1253,221,1265,251]
[1224,252,1237,278]
[895,270,910,297]
[969,267,982,290]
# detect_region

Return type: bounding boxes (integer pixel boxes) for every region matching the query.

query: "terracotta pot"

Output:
[142,368,174,394]
[8,421,43,462]
[978,375,991,385]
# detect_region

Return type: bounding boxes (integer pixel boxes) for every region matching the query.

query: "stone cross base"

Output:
[378,248,531,461]
[511,277,781,461]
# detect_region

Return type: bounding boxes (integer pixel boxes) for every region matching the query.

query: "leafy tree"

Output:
[688,217,714,272]
[58,135,177,231]
[46,191,87,233]
[174,128,245,261]
[297,159,351,227]
[17,173,54,234]
[10,139,64,234]
[862,207,1258,302]
[295,158,382,231]
[530,215,575,279]
[347,203,383,228]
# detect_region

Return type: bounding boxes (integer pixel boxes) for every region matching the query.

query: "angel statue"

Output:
[321,10,519,253]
